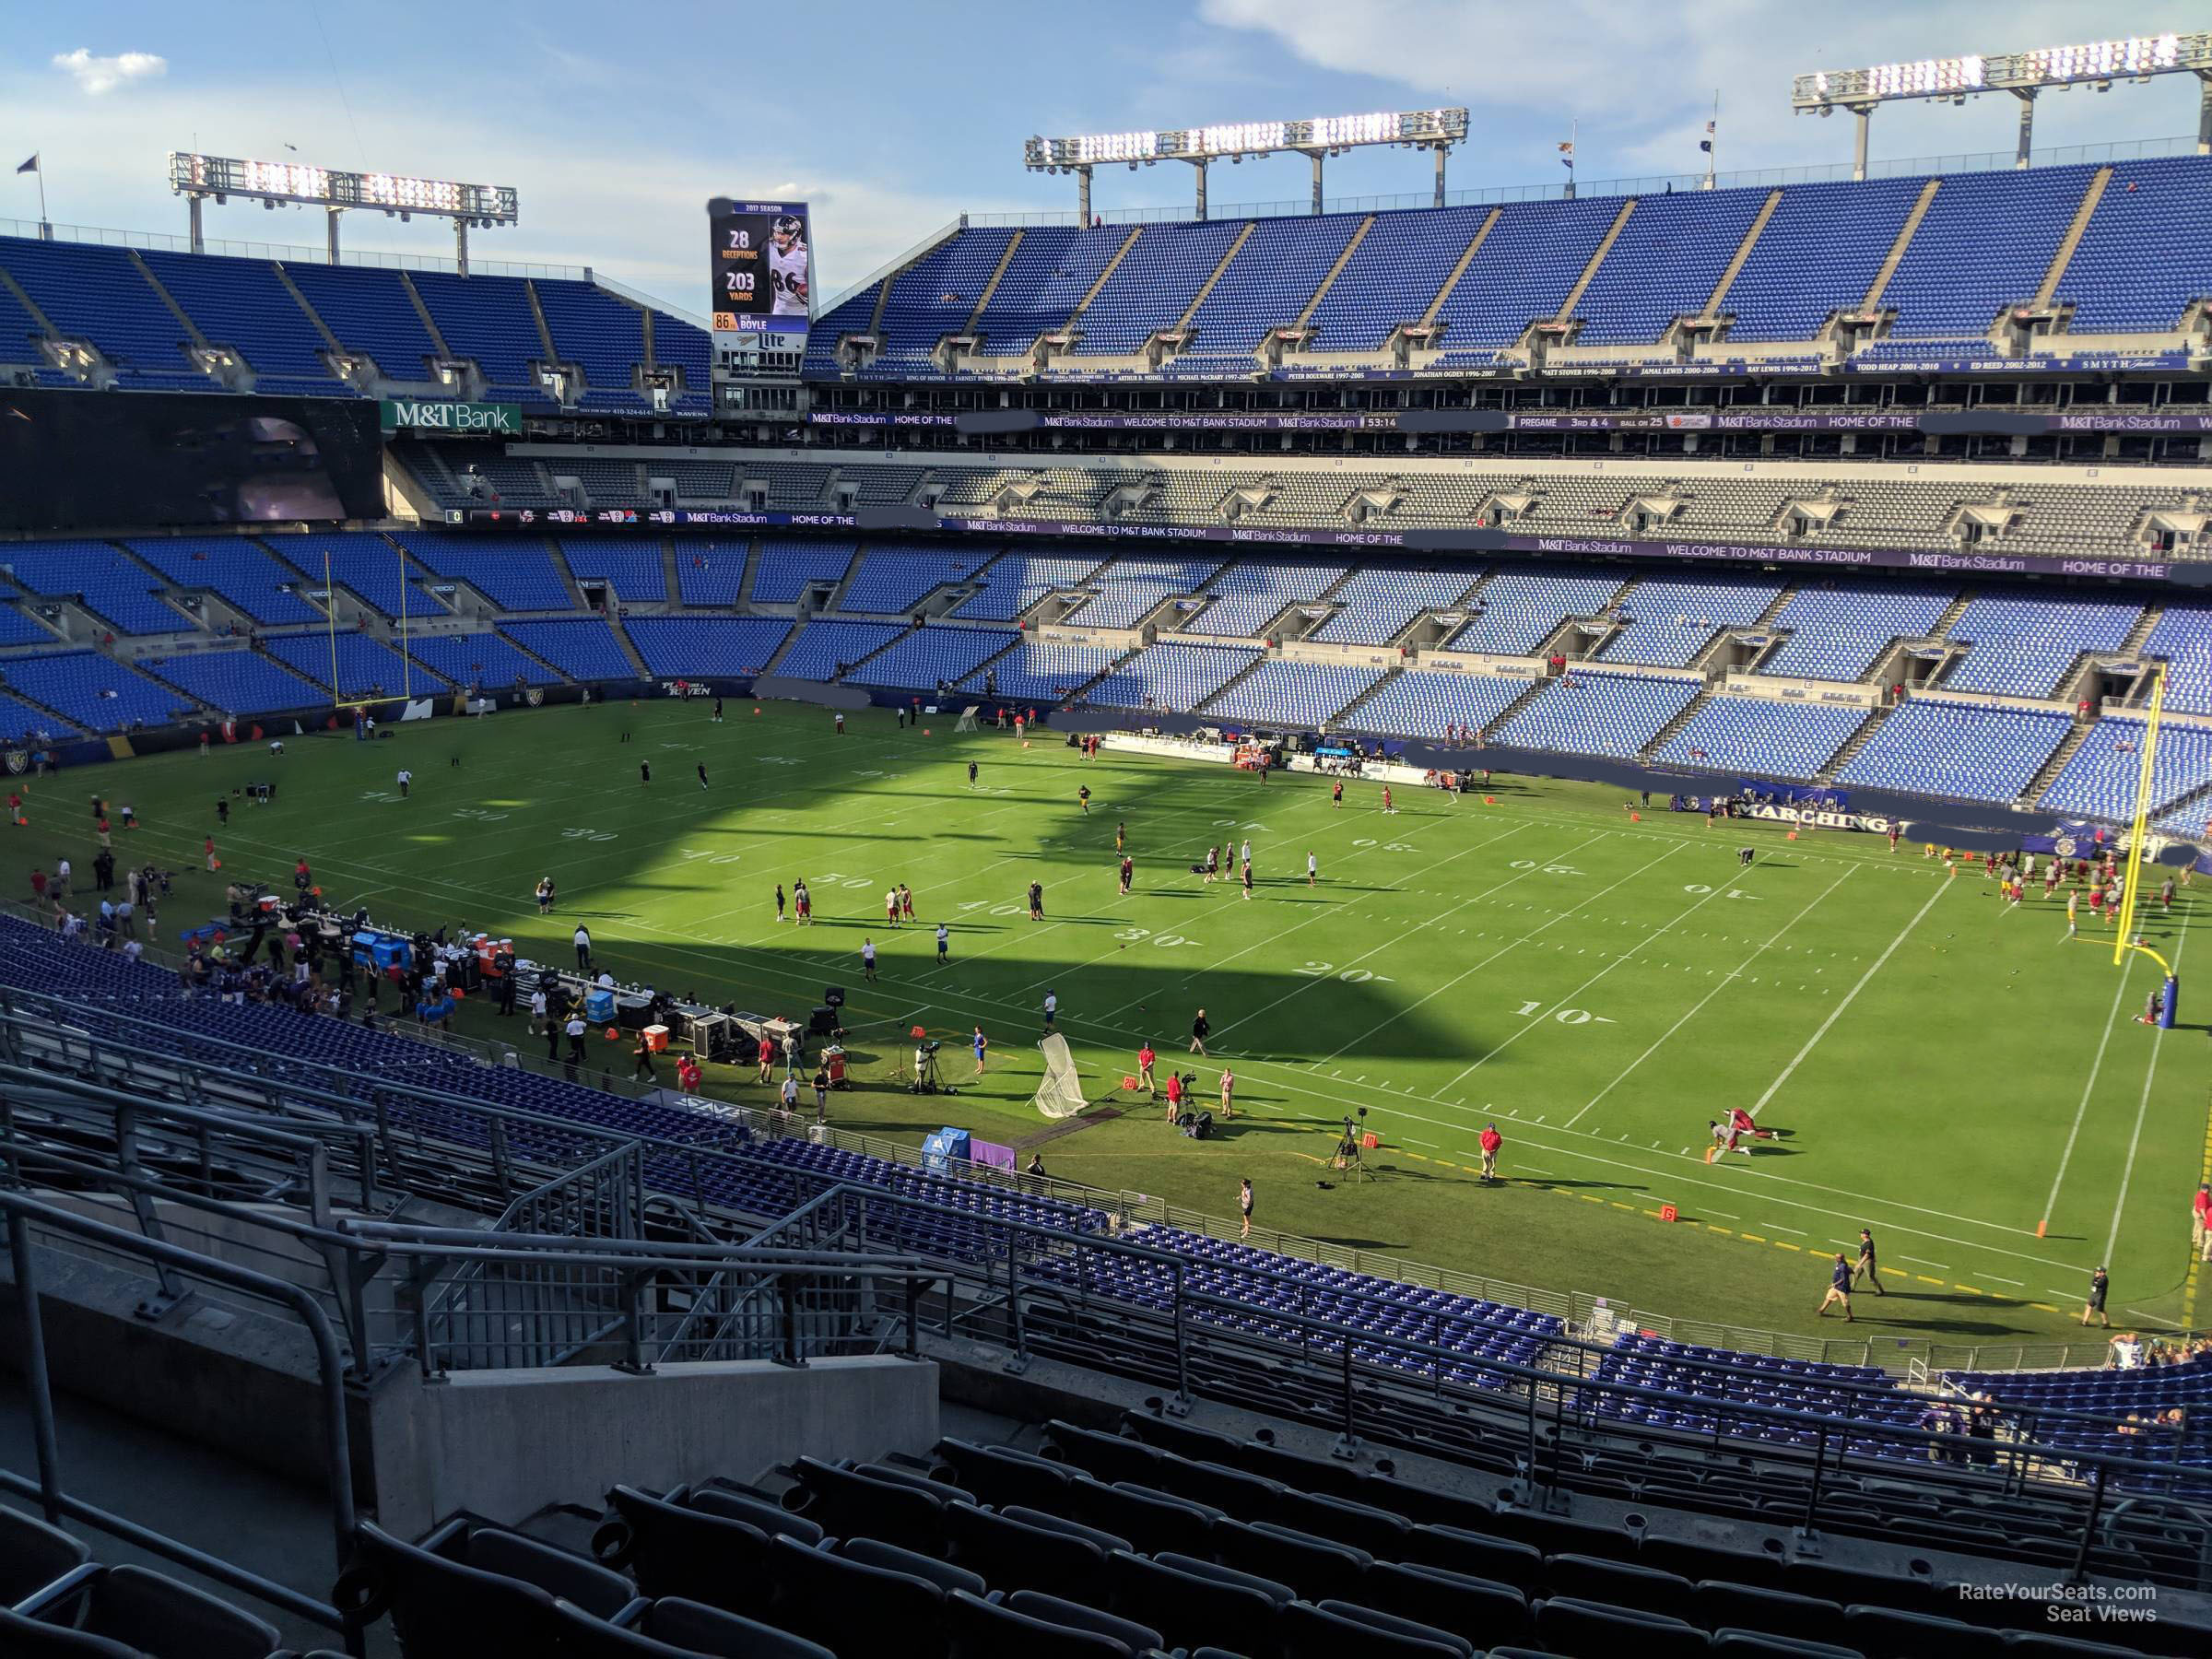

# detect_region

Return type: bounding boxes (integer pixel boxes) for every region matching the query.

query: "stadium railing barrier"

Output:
[0,214,592,281]
[3,910,2198,1380]
[8,1016,2207,1582]
[2,1186,365,1646]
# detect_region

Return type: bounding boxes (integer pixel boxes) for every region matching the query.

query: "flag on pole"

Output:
[1700,118,1714,154]
[1557,140,1574,168]
[15,155,36,175]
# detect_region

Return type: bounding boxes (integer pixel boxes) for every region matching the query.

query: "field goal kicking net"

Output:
[955,704,982,733]
[1034,1031,1088,1118]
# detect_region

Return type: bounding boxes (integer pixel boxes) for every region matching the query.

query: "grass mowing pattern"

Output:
[36,700,2208,1347]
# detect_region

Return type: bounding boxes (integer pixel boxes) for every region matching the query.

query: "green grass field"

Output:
[31,699,2210,1349]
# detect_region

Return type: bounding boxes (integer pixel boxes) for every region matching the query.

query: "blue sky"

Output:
[4,2,2201,310]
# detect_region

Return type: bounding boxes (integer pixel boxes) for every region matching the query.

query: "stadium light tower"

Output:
[167,153,520,275]
[1024,109,1469,220]
[1793,31,2212,180]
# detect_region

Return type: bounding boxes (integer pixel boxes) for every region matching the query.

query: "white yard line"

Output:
[1303,834,1653,1065]
[2100,921,2189,1265]
[1441,859,1747,1093]
[1212,832,1614,1048]
[1563,865,1854,1128]
[1747,878,1948,1118]
[2040,951,2139,1229]
[1092,819,1529,1021]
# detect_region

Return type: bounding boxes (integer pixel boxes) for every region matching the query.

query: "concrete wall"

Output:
[369,1356,938,1539]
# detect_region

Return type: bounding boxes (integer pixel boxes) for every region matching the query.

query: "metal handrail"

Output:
[6,1051,2202,1578]
[966,135,2200,227]
[2,1188,362,1647]
[6,978,2202,1382]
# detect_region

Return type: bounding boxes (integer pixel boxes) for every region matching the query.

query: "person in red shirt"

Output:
[1164,1069,1184,1123]
[1381,786,1394,816]
[1136,1042,1157,1098]
[2194,1183,2212,1263]
[1478,1123,1503,1184]
[29,867,47,903]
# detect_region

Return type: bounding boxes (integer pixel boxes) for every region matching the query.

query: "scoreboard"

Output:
[709,196,811,337]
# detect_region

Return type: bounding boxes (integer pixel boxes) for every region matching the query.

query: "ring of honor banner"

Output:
[709,196,810,338]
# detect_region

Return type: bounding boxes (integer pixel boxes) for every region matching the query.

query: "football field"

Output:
[46,698,2212,1351]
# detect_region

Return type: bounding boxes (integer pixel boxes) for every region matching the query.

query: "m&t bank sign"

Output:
[379,399,522,435]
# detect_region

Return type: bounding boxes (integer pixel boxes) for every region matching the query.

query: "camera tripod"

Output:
[911,1047,953,1096]
[1334,1116,1375,1183]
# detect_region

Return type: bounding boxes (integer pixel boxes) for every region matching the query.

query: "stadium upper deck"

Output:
[5,151,2207,412]
[805,155,2212,383]
[0,235,712,414]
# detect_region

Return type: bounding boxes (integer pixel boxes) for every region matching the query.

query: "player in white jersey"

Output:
[769,216,809,317]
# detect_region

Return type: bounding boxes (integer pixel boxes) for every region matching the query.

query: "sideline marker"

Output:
[2036,1218,2047,1239]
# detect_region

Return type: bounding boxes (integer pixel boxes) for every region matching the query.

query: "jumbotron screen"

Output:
[709,197,811,337]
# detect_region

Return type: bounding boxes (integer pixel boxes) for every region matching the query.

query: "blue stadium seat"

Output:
[1313,567,1480,644]
[0,237,205,387]
[1654,698,1868,781]
[970,226,1129,358]
[534,279,647,406]
[1759,585,1957,683]
[138,650,324,716]
[951,553,1103,621]
[1066,558,1224,629]
[1088,641,1260,712]
[556,535,667,603]
[1572,187,1771,345]
[2038,716,2212,821]
[136,249,348,395]
[405,629,563,688]
[0,541,190,635]
[840,544,992,614]
[273,535,438,620]
[0,651,192,731]
[1880,165,2099,337]
[1304,206,1491,353]
[408,270,552,400]
[959,641,1121,702]
[263,631,447,700]
[499,618,637,681]
[394,532,574,613]
[125,537,325,627]
[1074,222,1247,357]
[846,626,1016,690]
[673,538,753,605]
[774,620,908,682]
[1942,596,2142,700]
[1185,563,1347,639]
[1450,569,1623,656]
[279,262,442,382]
[752,538,859,604]
[624,617,792,678]
[1837,699,2072,803]
[1181,215,1363,355]
[1433,196,1626,349]
[2060,158,2212,333]
[1204,659,1387,729]
[1494,672,1702,759]
[1723,177,1929,342]
[1601,575,1781,668]
[1343,669,1536,743]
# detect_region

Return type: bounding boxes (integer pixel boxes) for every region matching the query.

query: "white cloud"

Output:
[1194,0,2206,177]
[52,48,167,97]
[0,65,962,308]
